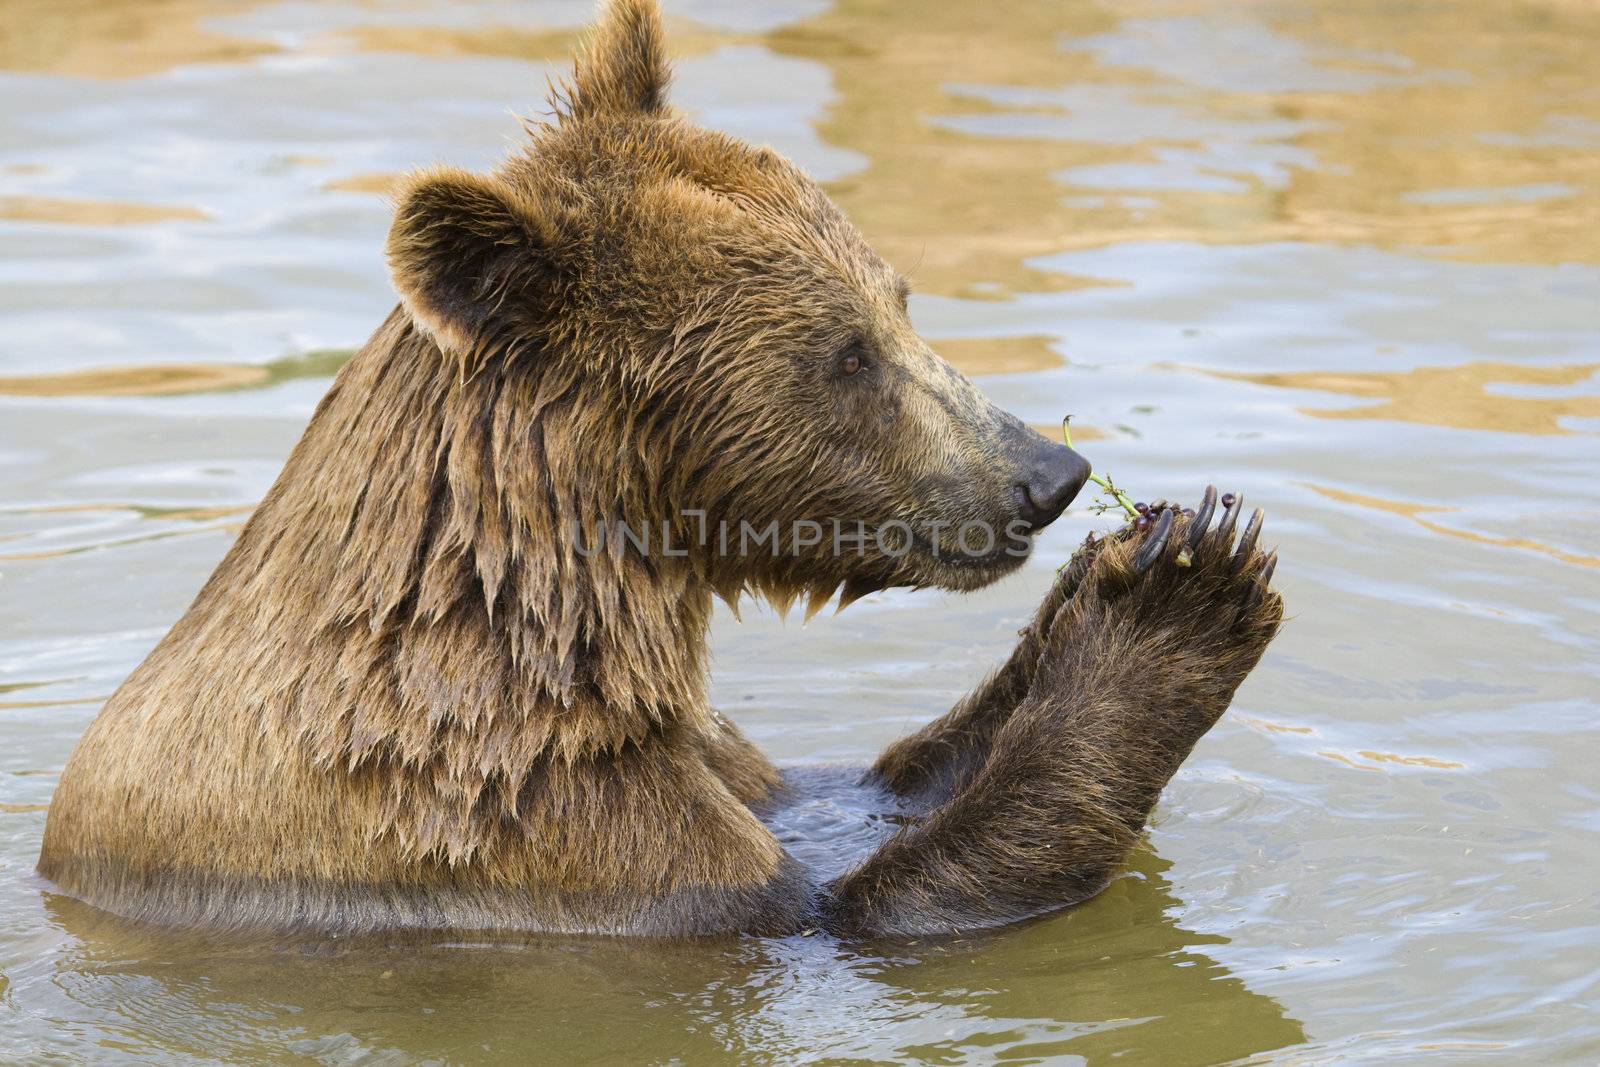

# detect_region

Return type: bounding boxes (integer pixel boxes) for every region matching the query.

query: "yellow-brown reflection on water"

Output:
[342,18,745,79]
[344,24,578,64]
[1237,713,1315,736]
[0,196,209,227]
[0,501,254,564]
[0,0,275,78]
[1251,0,1600,267]
[0,349,352,398]
[1029,422,1110,443]
[0,364,262,396]
[1309,484,1600,568]
[5,0,1597,288]
[0,698,102,713]
[1316,750,1465,773]
[0,523,247,563]
[322,172,404,197]
[1220,362,1600,435]
[933,335,1064,376]
[770,0,1600,290]
[766,2,1130,298]
[1239,716,1464,773]
[1359,751,1464,770]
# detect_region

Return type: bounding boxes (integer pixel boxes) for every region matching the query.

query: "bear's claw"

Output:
[1247,551,1278,610]
[1186,484,1218,553]
[1216,491,1243,542]
[1125,488,1272,588]
[1131,507,1174,572]
[1231,507,1266,574]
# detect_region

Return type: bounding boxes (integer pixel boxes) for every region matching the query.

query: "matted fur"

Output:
[38,0,1283,937]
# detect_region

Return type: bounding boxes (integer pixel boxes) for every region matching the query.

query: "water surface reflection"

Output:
[38,849,1304,1065]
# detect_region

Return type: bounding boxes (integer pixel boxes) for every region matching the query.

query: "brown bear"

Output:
[37,0,1282,938]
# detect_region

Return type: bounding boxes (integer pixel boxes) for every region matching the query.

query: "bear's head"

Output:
[385,0,1089,611]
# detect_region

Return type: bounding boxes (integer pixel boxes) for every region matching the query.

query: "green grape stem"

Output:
[1061,416,1140,520]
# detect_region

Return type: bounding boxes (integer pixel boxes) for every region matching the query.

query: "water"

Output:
[2,0,1597,1062]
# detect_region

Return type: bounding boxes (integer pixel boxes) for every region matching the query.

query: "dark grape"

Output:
[1134,515,1151,531]
[1182,507,1196,518]
[1134,502,1151,516]
[1221,492,1237,507]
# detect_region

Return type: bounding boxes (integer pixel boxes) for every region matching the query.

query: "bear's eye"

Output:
[837,341,866,378]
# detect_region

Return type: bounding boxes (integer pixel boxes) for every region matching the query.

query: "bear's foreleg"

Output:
[826,497,1282,936]
[867,546,1096,808]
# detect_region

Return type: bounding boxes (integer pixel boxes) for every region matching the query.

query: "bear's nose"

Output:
[1015,443,1092,532]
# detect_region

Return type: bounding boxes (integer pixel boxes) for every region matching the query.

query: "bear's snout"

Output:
[1013,441,1091,532]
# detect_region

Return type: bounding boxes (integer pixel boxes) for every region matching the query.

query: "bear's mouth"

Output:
[901,527,1034,590]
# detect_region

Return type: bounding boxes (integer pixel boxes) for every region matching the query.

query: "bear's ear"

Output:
[385,167,562,364]
[565,0,671,118]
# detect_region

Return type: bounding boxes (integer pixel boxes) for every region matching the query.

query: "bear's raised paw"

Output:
[1029,486,1284,725]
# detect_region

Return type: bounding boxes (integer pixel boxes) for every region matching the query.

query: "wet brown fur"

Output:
[38,1,1282,937]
